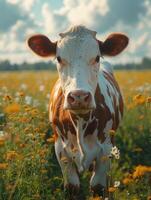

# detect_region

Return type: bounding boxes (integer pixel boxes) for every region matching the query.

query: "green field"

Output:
[0,71,151,200]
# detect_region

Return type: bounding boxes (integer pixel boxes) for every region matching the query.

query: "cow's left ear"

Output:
[27,34,57,57]
[98,33,129,56]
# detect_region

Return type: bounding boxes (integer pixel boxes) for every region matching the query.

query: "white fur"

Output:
[56,26,100,109]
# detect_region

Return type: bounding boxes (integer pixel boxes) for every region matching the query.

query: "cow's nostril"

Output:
[84,94,90,102]
[67,94,75,104]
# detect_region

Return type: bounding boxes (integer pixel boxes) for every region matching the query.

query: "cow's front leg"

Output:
[55,137,80,200]
[90,142,112,198]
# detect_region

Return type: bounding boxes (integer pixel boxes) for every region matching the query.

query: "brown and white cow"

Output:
[27,25,129,198]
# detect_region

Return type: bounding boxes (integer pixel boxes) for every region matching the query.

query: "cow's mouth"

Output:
[64,106,94,114]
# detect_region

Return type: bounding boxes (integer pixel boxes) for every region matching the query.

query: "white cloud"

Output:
[41,3,57,35]
[7,0,37,11]
[55,0,109,27]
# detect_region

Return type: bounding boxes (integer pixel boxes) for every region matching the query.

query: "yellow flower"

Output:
[0,137,5,146]
[109,129,116,136]
[0,163,8,170]
[6,151,19,160]
[3,95,12,101]
[19,92,25,97]
[47,137,55,143]
[133,147,143,152]
[108,187,116,193]
[146,97,151,103]
[122,177,133,185]
[5,103,20,113]
[133,94,145,105]
[133,165,151,179]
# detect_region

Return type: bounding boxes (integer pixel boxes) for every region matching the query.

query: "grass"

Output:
[0,70,151,200]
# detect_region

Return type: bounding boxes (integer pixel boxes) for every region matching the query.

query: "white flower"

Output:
[0,131,4,137]
[20,83,27,90]
[46,93,50,99]
[39,85,45,92]
[25,96,32,105]
[114,181,120,188]
[110,146,120,159]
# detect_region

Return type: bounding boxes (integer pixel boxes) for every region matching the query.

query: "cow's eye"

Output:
[57,56,62,63]
[95,55,100,63]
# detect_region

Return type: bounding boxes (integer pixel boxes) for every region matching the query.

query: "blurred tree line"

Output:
[0,57,151,71]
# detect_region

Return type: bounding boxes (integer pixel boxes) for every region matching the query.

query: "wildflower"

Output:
[0,137,5,146]
[108,187,116,193]
[0,131,4,137]
[6,151,19,160]
[25,96,32,105]
[0,163,8,170]
[47,137,55,143]
[110,146,120,159]
[133,165,151,179]
[114,181,120,188]
[41,169,47,174]
[20,83,27,90]
[122,177,133,185]
[4,103,20,113]
[101,155,109,162]
[19,92,25,97]
[133,94,145,105]
[39,85,45,92]
[3,95,12,101]
[133,147,143,152]
[146,97,151,103]
[109,129,116,136]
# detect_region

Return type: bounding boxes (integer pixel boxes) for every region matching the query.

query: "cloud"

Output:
[0,0,35,33]
[0,0,150,64]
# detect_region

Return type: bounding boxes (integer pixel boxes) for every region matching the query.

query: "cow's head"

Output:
[27,25,129,114]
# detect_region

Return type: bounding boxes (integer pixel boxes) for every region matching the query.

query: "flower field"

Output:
[0,70,151,200]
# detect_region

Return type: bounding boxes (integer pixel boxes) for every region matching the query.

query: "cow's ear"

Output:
[98,33,129,56]
[27,34,57,57]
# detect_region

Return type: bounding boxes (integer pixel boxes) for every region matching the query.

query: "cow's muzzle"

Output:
[65,90,94,112]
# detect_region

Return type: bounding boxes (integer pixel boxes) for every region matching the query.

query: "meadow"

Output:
[0,70,151,200]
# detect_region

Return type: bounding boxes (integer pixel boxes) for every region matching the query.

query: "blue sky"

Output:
[0,0,150,64]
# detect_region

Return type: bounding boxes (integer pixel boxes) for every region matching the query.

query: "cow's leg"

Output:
[55,137,80,200]
[90,142,112,198]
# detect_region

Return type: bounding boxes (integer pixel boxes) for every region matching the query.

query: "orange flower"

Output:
[0,137,5,146]
[146,97,151,103]
[122,177,133,185]
[133,94,145,105]
[6,151,19,160]
[0,163,8,170]
[5,103,20,113]
[3,95,12,101]
[109,129,116,136]
[108,187,116,193]
[133,165,151,179]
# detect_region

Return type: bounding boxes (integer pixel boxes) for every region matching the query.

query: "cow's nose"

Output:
[67,90,91,107]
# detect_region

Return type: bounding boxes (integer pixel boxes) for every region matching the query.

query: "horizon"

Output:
[0,0,150,65]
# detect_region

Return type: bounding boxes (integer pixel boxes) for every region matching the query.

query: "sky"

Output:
[0,0,151,64]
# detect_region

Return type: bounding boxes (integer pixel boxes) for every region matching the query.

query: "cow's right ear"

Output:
[27,34,57,57]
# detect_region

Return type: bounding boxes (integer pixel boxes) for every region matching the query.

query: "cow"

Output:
[27,25,129,199]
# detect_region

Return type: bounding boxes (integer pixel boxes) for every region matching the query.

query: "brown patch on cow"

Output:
[84,118,98,137]
[51,85,76,139]
[50,70,123,145]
